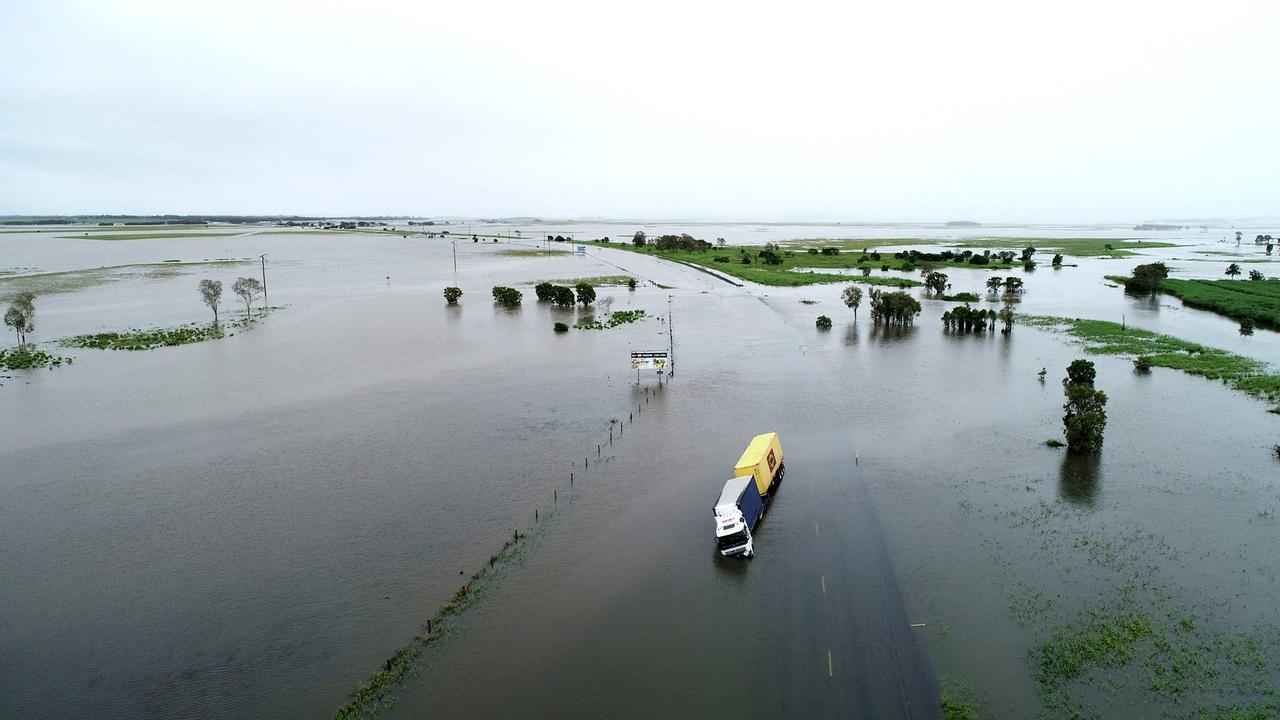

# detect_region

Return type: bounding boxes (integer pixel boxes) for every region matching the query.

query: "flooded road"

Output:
[3,224,1278,719]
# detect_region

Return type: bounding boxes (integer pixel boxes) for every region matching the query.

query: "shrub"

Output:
[741,255,752,264]
[553,322,569,333]
[713,256,729,262]
[1045,439,1065,448]
[1240,318,1255,336]
[443,286,463,304]
[1133,355,1152,373]
[815,315,832,329]
[627,278,637,291]
[820,247,840,256]
[807,248,819,255]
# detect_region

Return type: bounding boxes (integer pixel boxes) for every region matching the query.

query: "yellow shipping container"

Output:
[734,432,784,497]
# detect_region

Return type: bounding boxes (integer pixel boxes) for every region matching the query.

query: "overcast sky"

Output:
[1,1,1277,222]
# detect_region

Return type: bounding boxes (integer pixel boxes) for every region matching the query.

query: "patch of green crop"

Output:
[1023,315,1280,404]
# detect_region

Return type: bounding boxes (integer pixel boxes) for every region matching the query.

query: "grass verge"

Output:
[1022,315,1280,405]
[58,231,242,241]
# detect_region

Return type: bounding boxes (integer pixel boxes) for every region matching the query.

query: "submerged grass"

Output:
[574,309,646,330]
[539,275,631,286]
[57,231,242,241]
[1023,315,1280,405]
[0,259,253,301]
[495,248,570,257]
[60,308,278,351]
[0,347,73,372]
[956,238,1177,257]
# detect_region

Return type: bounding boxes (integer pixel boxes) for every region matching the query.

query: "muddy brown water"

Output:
[2,226,1277,719]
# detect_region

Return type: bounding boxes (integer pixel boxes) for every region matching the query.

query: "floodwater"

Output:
[2,224,1278,719]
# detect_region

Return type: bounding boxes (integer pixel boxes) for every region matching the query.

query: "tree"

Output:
[1249,269,1265,281]
[1020,246,1036,263]
[1225,263,1243,280]
[924,271,949,296]
[443,286,463,304]
[867,289,922,325]
[841,285,863,320]
[861,266,871,277]
[627,278,637,291]
[1066,359,1096,386]
[551,285,575,307]
[1052,254,1064,267]
[491,286,522,307]
[5,292,36,347]
[632,231,646,247]
[1063,385,1108,454]
[574,283,596,306]
[716,238,726,247]
[198,279,223,322]
[986,276,1004,295]
[1267,243,1274,256]
[232,277,264,319]
[815,315,832,329]
[998,306,1015,334]
[1002,277,1024,295]
[534,282,555,301]
[1126,262,1169,293]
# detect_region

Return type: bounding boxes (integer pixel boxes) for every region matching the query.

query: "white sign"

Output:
[576,245,587,254]
[630,351,669,370]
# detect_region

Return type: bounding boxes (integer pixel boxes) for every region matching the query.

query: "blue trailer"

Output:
[713,475,764,557]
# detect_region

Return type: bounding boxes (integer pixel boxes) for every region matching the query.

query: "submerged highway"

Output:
[388,247,941,719]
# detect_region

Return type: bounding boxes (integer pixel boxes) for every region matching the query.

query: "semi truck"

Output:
[713,432,785,557]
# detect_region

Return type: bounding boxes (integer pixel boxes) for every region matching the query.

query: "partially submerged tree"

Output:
[1063,384,1108,454]
[5,292,36,347]
[232,277,264,319]
[1002,277,1024,295]
[1066,359,1097,386]
[574,283,596,306]
[867,289,922,326]
[998,306,1015,334]
[198,279,223,323]
[815,315,832,329]
[443,286,463,304]
[986,276,1004,295]
[534,282,555,301]
[1249,269,1266,281]
[551,285,575,307]
[924,271,949,296]
[1125,262,1169,293]
[1052,254,1064,267]
[1225,263,1243,280]
[841,285,863,320]
[491,286,522,307]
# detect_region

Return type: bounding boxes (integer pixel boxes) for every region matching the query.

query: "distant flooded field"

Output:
[2,222,1277,719]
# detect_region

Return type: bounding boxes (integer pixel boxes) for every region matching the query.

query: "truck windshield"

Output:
[716,530,749,551]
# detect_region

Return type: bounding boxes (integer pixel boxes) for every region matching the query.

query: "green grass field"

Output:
[957,238,1177,258]
[1023,315,1280,405]
[1155,278,1280,329]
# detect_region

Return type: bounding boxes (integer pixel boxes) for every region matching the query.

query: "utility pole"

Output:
[452,240,457,274]
[260,254,268,308]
